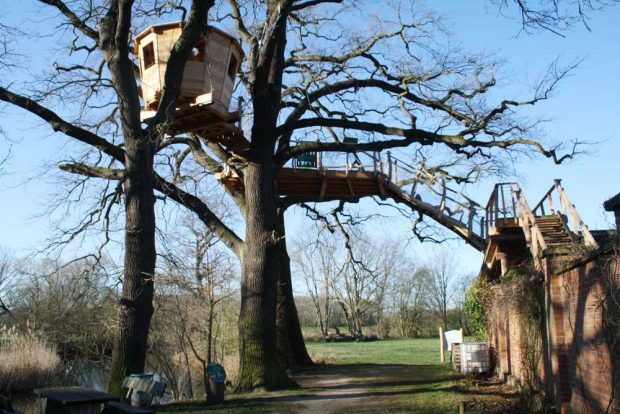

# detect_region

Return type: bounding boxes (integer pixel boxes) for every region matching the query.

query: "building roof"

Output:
[603,192,620,211]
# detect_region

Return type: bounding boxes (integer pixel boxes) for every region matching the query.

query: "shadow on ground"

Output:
[156,363,526,413]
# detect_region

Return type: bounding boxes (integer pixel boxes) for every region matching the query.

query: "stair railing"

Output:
[293,147,487,245]
[532,179,598,248]
[379,153,486,242]
[484,182,547,264]
[513,185,547,264]
[484,183,517,238]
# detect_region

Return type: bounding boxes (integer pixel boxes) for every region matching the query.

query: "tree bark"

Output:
[236,145,295,390]
[108,134,157,396]
[276,210,313,368]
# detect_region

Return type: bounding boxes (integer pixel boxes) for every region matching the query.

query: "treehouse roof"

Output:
[134,21,244,57]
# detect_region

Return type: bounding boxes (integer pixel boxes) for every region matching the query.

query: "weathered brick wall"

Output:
[550,255,620,413]
[485,252,620,413]
[486,284,524,383]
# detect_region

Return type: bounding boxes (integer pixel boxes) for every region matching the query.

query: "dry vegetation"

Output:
[0,325,60,393]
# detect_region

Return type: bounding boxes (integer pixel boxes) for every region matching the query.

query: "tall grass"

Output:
[0,325,60,393]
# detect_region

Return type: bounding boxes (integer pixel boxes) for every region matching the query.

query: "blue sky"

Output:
[1,1,619,279]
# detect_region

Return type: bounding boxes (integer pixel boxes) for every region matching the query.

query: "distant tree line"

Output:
[291,228,474,340]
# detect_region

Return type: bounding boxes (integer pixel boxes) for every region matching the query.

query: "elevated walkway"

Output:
[216,147,598,272]
[217,150,488,251]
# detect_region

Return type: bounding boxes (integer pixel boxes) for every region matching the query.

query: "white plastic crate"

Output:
[460,342,490,374]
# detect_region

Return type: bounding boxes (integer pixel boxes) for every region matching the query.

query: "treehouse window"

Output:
[227,54,238,79]
[190,38,205,62]
[142,42,155,69]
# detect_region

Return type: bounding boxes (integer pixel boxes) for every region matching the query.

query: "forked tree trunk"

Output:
[276,210,313,368]
[236,147,295,390]
[108,136,157,396]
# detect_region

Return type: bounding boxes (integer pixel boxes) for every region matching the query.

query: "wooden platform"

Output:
[216,168,388,199]
[141,97,249,152]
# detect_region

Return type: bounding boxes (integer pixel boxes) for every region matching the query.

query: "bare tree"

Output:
[389,266,430,338]
[0,0,584,392]
[7,257,117,358]
[495,0,620,33]
[154,216,238,401]
[292,228,339,338]
[372,239,408,338]
[427,248,461,330]
[0,0,229,395]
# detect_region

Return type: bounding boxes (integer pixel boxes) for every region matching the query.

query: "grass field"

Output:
[157,339,523,413]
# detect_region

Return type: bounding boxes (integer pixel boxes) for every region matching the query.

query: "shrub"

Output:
[0,325,60,393]
[464,281,489,341]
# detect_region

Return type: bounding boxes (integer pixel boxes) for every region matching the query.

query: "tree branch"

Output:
[275,118,574,165]
[0,86,124,161]
[154,174,245,258]
[38,0,99,40]
[58,163,125,180]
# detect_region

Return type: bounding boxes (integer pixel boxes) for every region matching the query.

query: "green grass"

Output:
[156,339,523,413]
[306,338,439,365]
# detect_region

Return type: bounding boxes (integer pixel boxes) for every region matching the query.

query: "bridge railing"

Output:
[289,143,487,242]
[532,179,598,247]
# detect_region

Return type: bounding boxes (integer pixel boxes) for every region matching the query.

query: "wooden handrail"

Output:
[553,180,598,247]
[530,179,598,248]
[533,183,556,215]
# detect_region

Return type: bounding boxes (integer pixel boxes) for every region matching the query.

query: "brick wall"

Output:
[485,252,620,413]
[550,255,620,413]
[486,284,524,382]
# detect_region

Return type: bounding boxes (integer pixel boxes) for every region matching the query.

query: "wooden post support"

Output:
[439,326,445,363]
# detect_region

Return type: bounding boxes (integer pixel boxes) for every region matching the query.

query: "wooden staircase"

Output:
[535,215,574,248]
[483,180,598,274]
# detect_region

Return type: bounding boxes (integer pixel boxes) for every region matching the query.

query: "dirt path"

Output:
[289,372,375,413]
[156,361,524,413]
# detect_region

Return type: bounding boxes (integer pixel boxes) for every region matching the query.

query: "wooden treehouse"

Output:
[135,22,248,150]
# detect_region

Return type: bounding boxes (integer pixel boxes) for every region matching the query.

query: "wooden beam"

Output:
[378,181,387,198]
[319,177,328,200]
[346,178,355,197]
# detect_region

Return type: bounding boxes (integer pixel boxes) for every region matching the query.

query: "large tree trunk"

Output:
[108,136,156,396]
[236,147,295,390]
[276,210,313,368]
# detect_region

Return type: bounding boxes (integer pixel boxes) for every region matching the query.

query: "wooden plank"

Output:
[346,178,355,197]
[378,181,387,197]
[319,178,328,200]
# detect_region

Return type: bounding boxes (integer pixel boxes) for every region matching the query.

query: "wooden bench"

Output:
[122,375,166,408]
[101,401,154,414]
[33,387,118,414]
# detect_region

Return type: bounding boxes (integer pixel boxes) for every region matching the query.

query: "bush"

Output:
[464,281,489,341]
[0,325,60,393]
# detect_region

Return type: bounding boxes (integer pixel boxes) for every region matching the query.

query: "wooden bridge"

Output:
[155,105,597,276]
[216,150,489,251]
[215,144,599,276]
